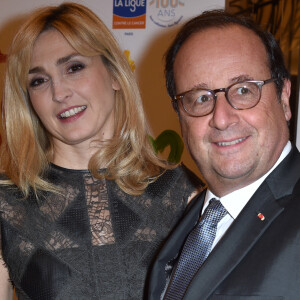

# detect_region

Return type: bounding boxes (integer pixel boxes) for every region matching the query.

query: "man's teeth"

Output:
[217,137,246,146]
[59,106,86,119]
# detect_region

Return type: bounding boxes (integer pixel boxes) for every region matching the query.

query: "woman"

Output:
[0,3,203,299]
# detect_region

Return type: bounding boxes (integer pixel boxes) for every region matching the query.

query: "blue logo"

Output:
[113,0,147,29]
[113,0,147,17]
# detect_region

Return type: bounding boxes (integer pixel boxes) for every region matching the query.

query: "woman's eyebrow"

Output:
[28,66,44,74]
[56,53,79,66]
[28,53,80,74]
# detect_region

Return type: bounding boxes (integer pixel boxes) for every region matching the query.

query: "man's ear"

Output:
[281,79,292,122]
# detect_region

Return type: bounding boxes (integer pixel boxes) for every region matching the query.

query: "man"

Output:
[148,10,300,300]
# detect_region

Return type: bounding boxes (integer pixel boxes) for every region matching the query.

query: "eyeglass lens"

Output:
[182,81,262,116]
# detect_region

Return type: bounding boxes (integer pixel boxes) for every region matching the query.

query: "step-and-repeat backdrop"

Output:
[0,0,299,176]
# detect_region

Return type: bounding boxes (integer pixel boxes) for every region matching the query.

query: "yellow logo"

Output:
[124,50,136,72]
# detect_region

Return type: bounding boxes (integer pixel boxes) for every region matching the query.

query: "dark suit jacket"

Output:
[148,145,300,299]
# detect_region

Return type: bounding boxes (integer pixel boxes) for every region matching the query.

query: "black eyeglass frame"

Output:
[172,78,278,117]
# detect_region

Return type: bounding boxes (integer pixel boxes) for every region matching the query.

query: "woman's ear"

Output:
[112,78,120,91]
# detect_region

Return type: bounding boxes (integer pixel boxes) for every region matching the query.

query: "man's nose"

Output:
[209,92,239,130]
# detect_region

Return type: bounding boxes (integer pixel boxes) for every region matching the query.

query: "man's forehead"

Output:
[180,25,265,54]
[175,25,268,70]
[173,25,270,91]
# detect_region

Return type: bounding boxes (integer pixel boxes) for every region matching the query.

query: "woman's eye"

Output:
[29,77,47,88]
[68,63,85,73]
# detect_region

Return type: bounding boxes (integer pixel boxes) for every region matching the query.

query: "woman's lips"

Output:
[58,105,87,119]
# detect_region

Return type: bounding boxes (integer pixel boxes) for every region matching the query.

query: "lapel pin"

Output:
[257,213,265,221]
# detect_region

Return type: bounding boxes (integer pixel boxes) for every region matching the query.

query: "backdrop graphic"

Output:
[1,0,298,177]
[0,0,225,177]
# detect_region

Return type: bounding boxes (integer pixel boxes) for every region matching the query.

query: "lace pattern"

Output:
[84,173,115,246]
[0,164,203,299]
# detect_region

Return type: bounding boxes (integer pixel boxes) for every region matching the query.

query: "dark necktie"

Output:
[164,198,227,299]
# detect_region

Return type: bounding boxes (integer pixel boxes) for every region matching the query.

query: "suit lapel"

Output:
[184,146,300,299]
[149,146,300,300]
[185,181,284,299]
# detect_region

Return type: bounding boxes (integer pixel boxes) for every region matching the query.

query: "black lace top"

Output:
[0,164,202,300]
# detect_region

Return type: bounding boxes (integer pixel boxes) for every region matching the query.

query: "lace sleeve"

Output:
[0,253,13,300]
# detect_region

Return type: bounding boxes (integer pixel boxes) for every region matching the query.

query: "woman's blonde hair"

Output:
[0,2,169,197]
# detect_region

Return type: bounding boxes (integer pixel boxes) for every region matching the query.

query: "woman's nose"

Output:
[51,78,72,102]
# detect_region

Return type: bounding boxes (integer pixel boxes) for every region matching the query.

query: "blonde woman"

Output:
[0,3,203,299]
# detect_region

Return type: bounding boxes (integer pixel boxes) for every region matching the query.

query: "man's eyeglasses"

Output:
[172,78,277,117]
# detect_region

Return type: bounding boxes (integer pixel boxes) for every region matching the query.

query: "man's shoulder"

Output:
[292,176,300,195]
[266,145,300,195]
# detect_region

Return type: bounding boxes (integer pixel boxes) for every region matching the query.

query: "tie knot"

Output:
[202,198,227,225]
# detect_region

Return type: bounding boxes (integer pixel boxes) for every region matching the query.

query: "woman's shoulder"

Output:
[160,164,204,187]
[0,174,16,196]
[0,175,21,216]
[146,164,205,198]
[0,172,9,181]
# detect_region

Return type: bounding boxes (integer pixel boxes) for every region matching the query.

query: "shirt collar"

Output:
[204,141,292,219]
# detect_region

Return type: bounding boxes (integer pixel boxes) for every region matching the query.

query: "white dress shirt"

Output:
[202,141,292,249]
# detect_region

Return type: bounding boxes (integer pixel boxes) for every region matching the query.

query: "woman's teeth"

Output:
[59,106,87,119]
